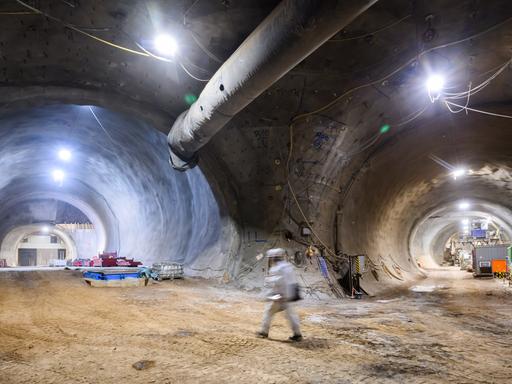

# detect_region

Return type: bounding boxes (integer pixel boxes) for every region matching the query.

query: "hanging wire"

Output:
[15,0,212,82]
[88,106,115,144]
[15,0,149,56]
[442,58,511,103]
[328,14,412,42]
[291,16,512,125]
[135,42,174,62]
[443,101,512,119]
[188,29,223,64]
[179,62,210,82]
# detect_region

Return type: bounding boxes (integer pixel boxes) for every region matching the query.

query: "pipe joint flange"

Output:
[168,145,198,172]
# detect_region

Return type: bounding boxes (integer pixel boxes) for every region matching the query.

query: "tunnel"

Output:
[337,105,512,290]
[1,0,512,382]
[0,103,236,274]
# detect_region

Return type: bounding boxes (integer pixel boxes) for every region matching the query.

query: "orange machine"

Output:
[491,259,508,273]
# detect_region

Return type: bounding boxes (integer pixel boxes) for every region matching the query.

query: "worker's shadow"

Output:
[268,337,331,350]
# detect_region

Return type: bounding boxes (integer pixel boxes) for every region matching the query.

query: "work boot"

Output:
[289,334,303,342]
[256,331,268,338]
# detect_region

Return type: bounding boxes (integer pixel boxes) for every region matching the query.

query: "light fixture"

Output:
[52,169,65,184]
[426,75,445,93]
[461,219,469,225]
[451,168,467,180]
[41,226,49,233]
[426,74,445,102]
[154,34,178,56]
[458,201,470,210]
[58,148,72,161]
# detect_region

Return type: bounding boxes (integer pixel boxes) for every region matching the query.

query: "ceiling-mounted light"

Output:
[426,74,445,102]
[58,148,72,161]
[451,168,467,180]
[458,201,470,210]
[52,169,65,184]
[154,34,178,56]
[426,75,445,93]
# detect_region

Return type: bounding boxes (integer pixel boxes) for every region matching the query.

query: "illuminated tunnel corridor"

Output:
[0,0,512,383]
[339,110,512,291]
[0,104,235,273]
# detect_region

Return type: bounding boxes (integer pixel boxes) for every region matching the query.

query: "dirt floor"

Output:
[0,268,511,384]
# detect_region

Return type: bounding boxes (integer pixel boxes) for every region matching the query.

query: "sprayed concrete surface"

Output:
[0,268,511,384]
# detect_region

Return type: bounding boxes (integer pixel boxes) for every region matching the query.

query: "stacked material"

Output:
[151,263,184,281]
[71,252,143,268]
[71,259,90,267]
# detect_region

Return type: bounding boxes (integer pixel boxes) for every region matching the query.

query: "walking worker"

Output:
[257,248,303,341]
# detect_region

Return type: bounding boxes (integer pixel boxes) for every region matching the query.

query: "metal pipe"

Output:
[168,0,378,170]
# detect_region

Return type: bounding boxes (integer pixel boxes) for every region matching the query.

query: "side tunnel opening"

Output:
[0,104,239,276]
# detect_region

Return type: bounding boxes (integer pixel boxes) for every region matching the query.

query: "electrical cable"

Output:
[16,0,213,82]
[287,179,337,259]
[179,62,210,82]
[291,16,512,125]
[444,89,471,114]
[189,29,223,64]
[443,58,511,101]
[88,106,113,141]
[135,42,174,63]
[328,14,412,42]
[15,0,150,57]
[443,101,512,119]
[283,124,346,295]
[283,101,430,262]
[183,0,202,26]
[136,33,214,82]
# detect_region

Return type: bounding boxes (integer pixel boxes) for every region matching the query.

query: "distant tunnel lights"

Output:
[52,169,65,184]
[58,148,72,161]
[458,201,470,210]
[451,168,467,180]
[154,34,178,56]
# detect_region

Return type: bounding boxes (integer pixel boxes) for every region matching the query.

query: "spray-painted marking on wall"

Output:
[254,129,269,148]
[313,132,329,149]
[294,158,319,177]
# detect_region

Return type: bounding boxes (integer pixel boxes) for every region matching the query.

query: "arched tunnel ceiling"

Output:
[0,0,511,288]
[0,104,234,272]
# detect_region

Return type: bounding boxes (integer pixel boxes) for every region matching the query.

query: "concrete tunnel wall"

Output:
[339,108,512,292]
[0,104,237,273]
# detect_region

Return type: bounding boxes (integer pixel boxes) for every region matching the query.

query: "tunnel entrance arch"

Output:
[0,224,78,267]
[409,200,512,269]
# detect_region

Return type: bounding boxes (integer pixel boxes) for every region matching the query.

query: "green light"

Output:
[379,124,390,134]
[184,93,197,105]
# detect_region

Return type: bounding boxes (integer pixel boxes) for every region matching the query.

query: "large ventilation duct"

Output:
[168,0,378,170]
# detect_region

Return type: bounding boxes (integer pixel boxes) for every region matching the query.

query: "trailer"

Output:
[83,269,146,287]
[473,244,509,277]
[151,262,184,281]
